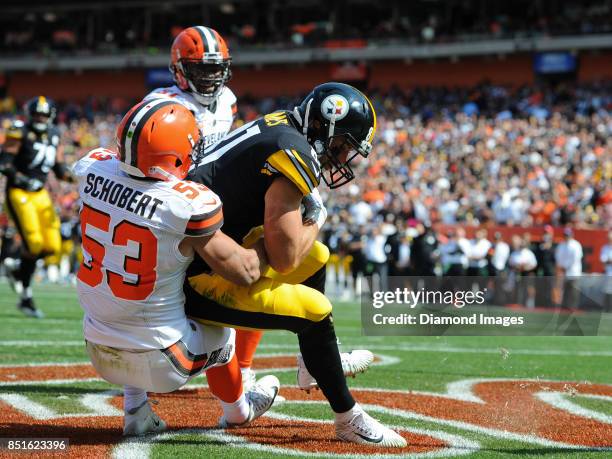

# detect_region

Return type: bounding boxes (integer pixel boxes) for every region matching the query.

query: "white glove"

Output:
[301,188,327,230]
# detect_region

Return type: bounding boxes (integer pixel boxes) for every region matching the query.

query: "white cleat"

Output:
[123,401,167,436]
[241,367,257,392]
[335,406,407,448]
[242,367,285,403]
[219,375,279,427]
[297,350,374,391]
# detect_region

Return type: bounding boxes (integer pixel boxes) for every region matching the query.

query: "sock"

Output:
[123,385,147,413]
[335,402,364,423]
[219,393,250,424]
[18,257,37,289]
[298,316,355,413]
[235,329,264,369]
[206,354,243,403]
[21,286,33,300]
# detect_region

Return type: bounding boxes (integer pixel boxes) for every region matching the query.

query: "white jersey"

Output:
[73,148,224,350]
[144,85,237,149]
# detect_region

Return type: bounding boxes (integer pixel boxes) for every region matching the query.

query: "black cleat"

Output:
[18,297,44,319]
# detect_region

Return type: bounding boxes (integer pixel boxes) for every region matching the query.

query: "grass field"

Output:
[0,282,611,458]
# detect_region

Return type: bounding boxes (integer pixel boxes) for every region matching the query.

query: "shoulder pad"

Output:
[72,148,116,177]
[168,180,224,237]
[220,86,237,106]
[5,121,25,139]
[266,130,321,195]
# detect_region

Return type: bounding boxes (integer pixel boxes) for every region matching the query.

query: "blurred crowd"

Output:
[0,81,610,296]
[2,0,611,54]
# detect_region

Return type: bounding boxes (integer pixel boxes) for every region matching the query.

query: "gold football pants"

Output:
[5,187,61,258]
[185,238,331,333]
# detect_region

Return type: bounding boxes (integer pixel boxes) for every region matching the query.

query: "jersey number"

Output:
[31,142,57,173]
[78,204,158,300]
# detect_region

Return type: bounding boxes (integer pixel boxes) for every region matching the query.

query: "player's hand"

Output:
[244,245,265,284]
[251,238,269,275]
[301,188,327,229]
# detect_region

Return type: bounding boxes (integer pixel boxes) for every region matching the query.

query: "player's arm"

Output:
[0,143,18,177]
[0,122,22,177]
[181,230,266,286]
[0,125,39,190]
[52,143,75,183]
[264,176,320,274]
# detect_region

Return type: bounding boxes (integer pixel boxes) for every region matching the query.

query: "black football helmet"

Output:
[293,82,376,188]
[24,96,56,133]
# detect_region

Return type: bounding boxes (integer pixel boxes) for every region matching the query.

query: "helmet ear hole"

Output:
[175,158,183,167]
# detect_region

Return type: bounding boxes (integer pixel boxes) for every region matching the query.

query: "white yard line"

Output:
[536,392,612,424]
[113,424,480,459]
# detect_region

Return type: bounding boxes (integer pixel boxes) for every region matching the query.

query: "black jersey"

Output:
[187,110,321,276]
[4,120,61,190]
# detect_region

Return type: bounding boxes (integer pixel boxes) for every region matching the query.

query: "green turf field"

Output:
[0,282,611,458]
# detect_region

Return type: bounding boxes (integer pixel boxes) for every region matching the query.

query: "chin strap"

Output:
[300,98,313,136]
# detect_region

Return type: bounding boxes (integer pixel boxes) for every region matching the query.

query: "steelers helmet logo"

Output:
[321,94,349,121]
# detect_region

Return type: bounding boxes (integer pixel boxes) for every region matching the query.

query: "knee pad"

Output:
[198,323,235,363]
[297,286,332,322]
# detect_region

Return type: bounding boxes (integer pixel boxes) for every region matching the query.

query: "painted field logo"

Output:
[0,357,610,458]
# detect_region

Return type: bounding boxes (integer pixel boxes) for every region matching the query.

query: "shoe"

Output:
[219,375,279,427]
[297,350,374,391]
[18,297,44,319]
[335,405,407,447]
[242,368,286,403]
[123,401,167,436]
[4,258,23,295]
[241,367,257,392]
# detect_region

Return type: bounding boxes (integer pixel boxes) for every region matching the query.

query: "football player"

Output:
[0,96,74,318]
[185,83,406,447]
[144,26,236,150]
[145,25,267,391]
[74,100,279,436]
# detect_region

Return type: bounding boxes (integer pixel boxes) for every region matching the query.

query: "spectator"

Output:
[489,232,510,304]
[535,227,557,276]
[508,235,538,308]
[555,228,584,277]
[364,224,389,291]
[346,226,367,296]
[440,229,468,276]
[467,229,492,277]
[555,227,584,308]
[490,232,510,276]
[601,231,612,277]
[410,224,439,277]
